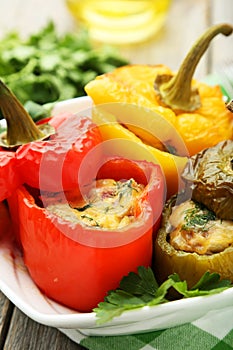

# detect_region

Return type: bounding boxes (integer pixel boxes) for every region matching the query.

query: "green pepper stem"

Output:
[0,80,53,147]
[154,23,233,112]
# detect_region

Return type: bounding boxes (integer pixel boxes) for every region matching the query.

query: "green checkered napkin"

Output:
[60,306,233,349]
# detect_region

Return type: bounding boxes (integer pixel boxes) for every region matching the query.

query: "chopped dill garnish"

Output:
[80,214,100,227]
[117,179,139,201]
[182,202,216,232]
[127,179,139,192]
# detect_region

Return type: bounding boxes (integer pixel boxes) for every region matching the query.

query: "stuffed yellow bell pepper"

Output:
[85,23,233,198]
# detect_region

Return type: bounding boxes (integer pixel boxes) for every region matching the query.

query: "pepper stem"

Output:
[0,80,54,147]
[154,23,233,112]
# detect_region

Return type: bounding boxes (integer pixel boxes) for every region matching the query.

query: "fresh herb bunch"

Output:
[0,22,128,120]
[94,266,232,325]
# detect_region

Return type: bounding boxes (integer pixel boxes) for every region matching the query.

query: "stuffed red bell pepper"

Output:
[8,157,165,312]
[0,80,102,197]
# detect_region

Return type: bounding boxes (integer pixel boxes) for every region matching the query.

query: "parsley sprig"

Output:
[94,266,232,325]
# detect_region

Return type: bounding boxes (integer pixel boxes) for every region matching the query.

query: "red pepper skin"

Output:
[16,113,103,192]
[0,201,13,241]
[0,150,21,202]
[8,158,164,312]
[0,113,102,200]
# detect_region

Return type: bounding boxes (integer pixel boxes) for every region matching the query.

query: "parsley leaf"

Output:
[120,265,159,298]
[94,267,232,325]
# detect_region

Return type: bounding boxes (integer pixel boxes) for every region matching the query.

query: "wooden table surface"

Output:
[0,0,232,349]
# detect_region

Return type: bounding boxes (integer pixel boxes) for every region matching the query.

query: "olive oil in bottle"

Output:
[66,0,171,45]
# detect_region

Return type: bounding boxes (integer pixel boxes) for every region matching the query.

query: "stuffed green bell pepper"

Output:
[154,140,233,287]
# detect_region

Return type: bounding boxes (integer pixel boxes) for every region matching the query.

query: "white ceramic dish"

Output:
[1,235,233,338]
[1,97,233,338]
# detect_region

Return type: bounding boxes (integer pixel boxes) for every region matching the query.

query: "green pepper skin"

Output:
[182,140,233,220]
[153,196,233,287]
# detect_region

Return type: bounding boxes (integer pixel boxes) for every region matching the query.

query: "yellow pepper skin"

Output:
[85,64,233,156]
[92,107,187,199]
[175,80,233,155]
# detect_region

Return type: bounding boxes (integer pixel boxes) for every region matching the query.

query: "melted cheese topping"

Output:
[47,178,145,229]
[169,200,233,255]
